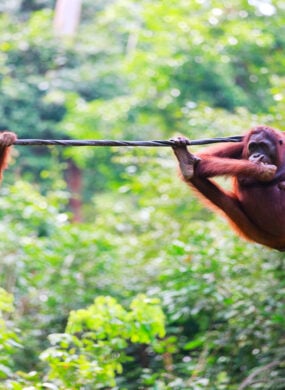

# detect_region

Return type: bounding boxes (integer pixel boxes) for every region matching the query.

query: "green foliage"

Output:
[1,1,285,389]
[39,295,165,389]
[2,294,165,389]
[0,289,20,379]
[1,170,285,388]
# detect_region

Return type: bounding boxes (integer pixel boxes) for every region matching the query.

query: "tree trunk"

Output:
[54,0,82,36]
[66,160,83,222]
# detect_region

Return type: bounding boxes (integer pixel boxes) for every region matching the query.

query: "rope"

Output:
[14,136,243,147]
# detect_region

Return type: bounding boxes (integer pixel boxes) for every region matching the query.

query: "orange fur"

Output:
[173,126,285,250]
